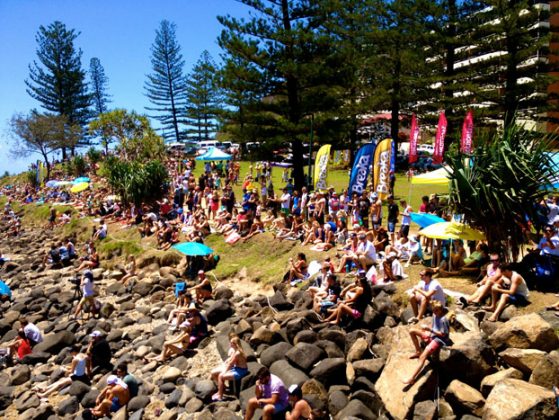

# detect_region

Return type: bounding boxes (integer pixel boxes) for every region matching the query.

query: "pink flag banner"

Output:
[409,114,419,164]
[460,110,474,154]
[433,111,447,165]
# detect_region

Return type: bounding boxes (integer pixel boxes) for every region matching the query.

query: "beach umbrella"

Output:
[411,166,452,185]
[45,180,59,188]
[73,177,90,184]
[172,242,214,256]
[54,181,73,187]
[419,221,485,241]
[410,212,445,229]
[70,182,89,193]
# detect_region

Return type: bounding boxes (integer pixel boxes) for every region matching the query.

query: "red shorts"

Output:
[420,332,442,353]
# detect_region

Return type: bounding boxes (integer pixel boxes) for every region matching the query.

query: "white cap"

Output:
[389,251,397,258]
[89,330,103,338]
[553,215,559,224]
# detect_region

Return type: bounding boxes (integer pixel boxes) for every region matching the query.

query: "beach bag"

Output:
[225,231,241,244]
[175,282,186,297]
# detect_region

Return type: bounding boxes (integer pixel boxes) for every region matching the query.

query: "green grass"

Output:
[98,238,143,258]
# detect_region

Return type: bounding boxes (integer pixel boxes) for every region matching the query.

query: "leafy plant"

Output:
[446,125,556,260]
[87,147,102,165]
[25,170,39,188]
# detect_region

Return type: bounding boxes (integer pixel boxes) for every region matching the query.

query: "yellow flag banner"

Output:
[373,138,393,201]
[314,144,331,192]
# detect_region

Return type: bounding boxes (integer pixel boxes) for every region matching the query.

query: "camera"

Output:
[69,276,80,286]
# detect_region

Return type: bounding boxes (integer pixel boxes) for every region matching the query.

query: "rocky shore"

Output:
[1,227,559,420]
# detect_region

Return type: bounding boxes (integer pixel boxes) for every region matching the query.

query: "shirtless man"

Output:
[459,253,502,307]
[91,375,130,417]
[484,264,530,322]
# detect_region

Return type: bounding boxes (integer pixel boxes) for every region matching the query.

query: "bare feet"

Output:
[482,306,494,311]
[487,316,497,322]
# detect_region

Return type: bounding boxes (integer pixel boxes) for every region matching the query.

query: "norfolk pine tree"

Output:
[89,57,112,153]
[25,21,91,158]
[145,20,187,143]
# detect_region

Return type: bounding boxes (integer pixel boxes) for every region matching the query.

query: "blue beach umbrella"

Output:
[172,242,214,256]
[73,177,90,184]
[45,180,59,188]
[410,212,446,229]
[0,279,12,299]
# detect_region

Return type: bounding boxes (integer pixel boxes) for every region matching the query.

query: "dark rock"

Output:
[214,286,234,300]
[15,391,40,412]
[184,397,204,413]
[249,326,281,347]
[318,328,346,350]
[260,342,293,367]
[269,290,293,311]
[33,330,75,354]
[165,388,182,408]
[413,400,437,420]
[372,291,399,317]
[10,364,31,385]
[293,330,318,345]
[328,390,348,417]
[132,281,153,297]
[57,396,79,416]
[0,386,14,410]
[352,389,384,415]
[352,359,385,381]
[316,340,345,359]
[530,351,559,389]
[310,358,346,388]
[194,379,216,402]
[80,389,99,408]
[159,382,176,394]
[169,355,190,372]
[206,299,234,326]
[68,380,91,399]
[335,399,376,420]
[285,342,325,372]
[20,404,55,420]
[285,317,312,344]
[128,395,151,411]
[270,359,309,387]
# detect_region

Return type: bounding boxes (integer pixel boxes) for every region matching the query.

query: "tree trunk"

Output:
[390,57,401,156]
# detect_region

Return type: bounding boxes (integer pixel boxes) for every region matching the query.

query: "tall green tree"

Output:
[218,0,343,189]
[25,21,91,158]
[89,57,111,116]
[145,20,187,143]
[184,50,222,140]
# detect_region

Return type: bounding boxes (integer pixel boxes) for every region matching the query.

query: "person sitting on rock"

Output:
[150,309,208,362]
[75,245,100,272]
[34,345,90,398]
[408,269,446,323]
[306,263,331,300]
[313,273,341,315]
[211,336,249,401]
[244,366,290,420]
[403,301,454,385]
[115,362,139,399]
[72,270,96,319]
[166,291,196,330]
[120,255,136,287]
[20,318,43,347]
[382,251,406,282]
[87,330,113,375]
[458,253,502,307]
[286,385,314,420]
[90,374,130,418]
[43,242,61,268]
[322,274,372,325]
[284,253,309,285]
[2,330,32,364]
[483,264,530,322]
[190,270,213,303]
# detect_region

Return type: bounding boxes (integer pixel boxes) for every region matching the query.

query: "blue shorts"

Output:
[508,294,529,306]
[231,366,249,380]
[388,222,396,233]
[272,401,290,414]
[320,300,335,312]
[110,397,122,412]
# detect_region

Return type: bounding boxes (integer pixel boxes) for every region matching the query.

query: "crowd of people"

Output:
[1,152,559,418]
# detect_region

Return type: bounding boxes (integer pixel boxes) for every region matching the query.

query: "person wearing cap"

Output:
[355,232,378,270]
[189,270,213,303]
[91,374,130,417]
[35,345,90,398]
[286,385,314,420]
[87,330,113,374]
[72,270,96,320]
[245,366,290,420]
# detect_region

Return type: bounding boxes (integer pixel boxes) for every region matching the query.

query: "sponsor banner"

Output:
[433,111,447,165]
[409,114,419,164]
[314,144,331,191]
[348,143,375,195]
[460,110,474,154]
[373,138,393,201]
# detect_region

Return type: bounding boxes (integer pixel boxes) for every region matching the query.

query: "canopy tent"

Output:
[195,147,232,161]
[411,166,452,185]
[419,221,485,241]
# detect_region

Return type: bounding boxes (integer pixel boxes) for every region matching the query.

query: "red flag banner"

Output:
[433,111,447,165]
[409,114,419,164]
[460,110,474,154]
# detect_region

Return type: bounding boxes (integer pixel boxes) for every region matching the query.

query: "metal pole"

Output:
[307,114,313,188]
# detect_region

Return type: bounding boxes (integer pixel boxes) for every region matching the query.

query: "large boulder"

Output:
[351,359,385,382]
[260,342,293,367]
[413,400,437,420]
[33,330,75,354]
[444,379,485,417]
[375,326,437,420]
[205,299,234,325]
[439,330,496,387]
[498,348,546,375]
[285,343,325,372]
[488,313,559,352]
[270,359,309,388]
[309,358,347,388]
[249,326,281,347]
[529,351,559,389]
[334,399,376,420]
[483,378,557,419]
[480,368,523,397]
[328,390,349,417]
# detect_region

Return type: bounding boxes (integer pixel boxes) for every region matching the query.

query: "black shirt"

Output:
[91,339,112,369]
[388,203,399,223]
[358,198,371,218]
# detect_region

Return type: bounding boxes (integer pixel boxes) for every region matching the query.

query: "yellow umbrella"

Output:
[70,182,89,193]
[411,166,452,185]
[419,221,485,241]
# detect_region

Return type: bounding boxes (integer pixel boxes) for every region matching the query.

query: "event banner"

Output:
[373,138,393,201]
[433,111,447,164]
[348,143,375,195]
[409,113,419,164]
[314,144,331,191]
[460,110,474,154]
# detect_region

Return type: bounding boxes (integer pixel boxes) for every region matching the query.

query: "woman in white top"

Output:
[35,345,90,398]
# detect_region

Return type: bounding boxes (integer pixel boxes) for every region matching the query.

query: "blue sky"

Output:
[0,0,249,175]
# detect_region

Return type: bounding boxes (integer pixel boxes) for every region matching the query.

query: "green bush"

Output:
[25,170,39,188]
[87,147,102,165]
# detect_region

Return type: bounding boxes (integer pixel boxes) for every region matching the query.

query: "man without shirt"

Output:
[484,264,530,322]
